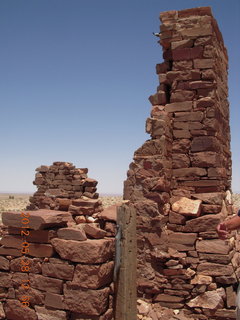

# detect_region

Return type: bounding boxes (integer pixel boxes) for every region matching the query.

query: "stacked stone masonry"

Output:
[124,7,238,319]
[0,162,117,320]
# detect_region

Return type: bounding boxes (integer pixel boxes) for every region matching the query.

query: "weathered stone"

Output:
[42,261,74,280]
[187,289,224,309]
[83,224,107,239]
[173,168,207,177]
[191,275,212,285]
[29,274,63,293]
[172,197,202,217]
[0,271,12,287]
[172,154,190,169]
[199,252,232,265]
[15,286,45,305]
[196,239,230,254]
[57,227,87,241]
[154,293,184,303]
[184,213,222,232]
[0,256,9,270]
[35,306,67,320]
[51,238,114,263]
[4,299,37,320]
[98,205,117,221]
[194,58,214,69]
[174,111,203,121]
[191,136,220,153]
[64,285,110,315]
[197,262,234,276]
[71,261,114,289]
[170,90,195,102]
[2,210,71,230]
[169,211,186,224]
[44,292,65,309]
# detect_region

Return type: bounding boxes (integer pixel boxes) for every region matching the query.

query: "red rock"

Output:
[0,246,21,256]
[29,274,63,293]
[42,260,74,280]
[0,271,12,287]
[154,293,184,302]
[187,289,224,309]
[4,299,37,320]
[10,257,42,273]
[172,47,203,61]
[57,227,87,241]
[171,39,193,50]
[28,243,54,258]
[51,238,114,263]
[190,151,220,167]
[170,90,195,102]
[35,306,67,320]
[64,284,110,315]
[165,101,192,112]
[2,210,71,230]
[44,292,65,309]
[71,261,114,289]
[149,91,167,105]
[174,111,203,121]
[196,239,230,254]
[191,136,220,152]
[15,286,45,306]
[197,262,234,276]
[83,224,107,239]
[183,213,222,232]
[0,256,9,270]
[173,167,207,177]
[194,58,214,69]
[97,205,118,222]
[72,198,101,208]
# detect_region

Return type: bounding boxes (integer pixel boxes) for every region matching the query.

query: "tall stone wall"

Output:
[124,7,238,319]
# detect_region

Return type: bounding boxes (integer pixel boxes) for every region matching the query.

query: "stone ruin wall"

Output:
[124,7,239,319]
[0,162,116,320]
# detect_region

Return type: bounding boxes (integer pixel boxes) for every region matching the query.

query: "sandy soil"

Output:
[0,193,123,214]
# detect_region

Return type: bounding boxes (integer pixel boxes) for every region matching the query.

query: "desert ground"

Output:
[0,193,123,215]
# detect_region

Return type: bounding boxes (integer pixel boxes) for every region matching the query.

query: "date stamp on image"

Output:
[19,212,31,308]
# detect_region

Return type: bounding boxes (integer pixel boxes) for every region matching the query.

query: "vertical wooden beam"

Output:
[115,203,137,320]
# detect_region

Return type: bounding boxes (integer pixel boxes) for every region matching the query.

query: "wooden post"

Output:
[115,203,137,320]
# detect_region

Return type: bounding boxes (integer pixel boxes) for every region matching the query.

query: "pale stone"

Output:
[187,290,224,309]
[172,197,202,216]
[191,275,212,285]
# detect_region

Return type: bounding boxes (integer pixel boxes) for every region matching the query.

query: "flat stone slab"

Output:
[172,197,202,217]
[51,238,114,263]
[97,205,118,221]
[2,210,72,230]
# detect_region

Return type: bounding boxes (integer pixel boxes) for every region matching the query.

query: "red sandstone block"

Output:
[194,58,214,69]
[83,224,107,239]
[10,257,42,273]
[4,299,37,320]
[51,238,114,263]
[42,260,74,280]
[0,271,12,287]
[156,62,170,74]
[45,292,65,309]
[2,210,71,230]
[16,286,45,305]
[170,90,195,102]
[0,256,9,271]
[57,227,87,241]
[149,91,167,106]
[191,136,220,153]
[179,26,213,38]
[64,284,110,316]
[35,306,67,320]
[172,47,203,61]
[171,39,193,50]
[71,261,114,289]
[29,274,63,293]
[0,246,21,256]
